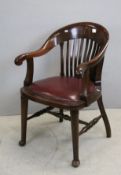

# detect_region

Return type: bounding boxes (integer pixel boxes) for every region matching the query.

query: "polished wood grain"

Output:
[15,22,111,167]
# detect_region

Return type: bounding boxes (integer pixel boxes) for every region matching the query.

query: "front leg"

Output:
[19,92,28,146]
[70,109,80,167]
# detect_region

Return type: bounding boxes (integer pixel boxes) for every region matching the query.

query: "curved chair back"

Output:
[44,22,109,83]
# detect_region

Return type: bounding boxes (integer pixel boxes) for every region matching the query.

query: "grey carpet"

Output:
[0,109,121,175]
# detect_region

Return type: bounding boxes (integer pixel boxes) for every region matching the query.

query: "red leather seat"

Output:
[22,76,99,108]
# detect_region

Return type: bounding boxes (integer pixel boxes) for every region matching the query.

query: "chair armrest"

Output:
[14,35,57,86]
[76,43,108,78]
[76,44,108,103]
[14,38,55,66]
[76,60,100,103]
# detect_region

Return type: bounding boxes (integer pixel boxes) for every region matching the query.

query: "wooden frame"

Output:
[15,22,111,167]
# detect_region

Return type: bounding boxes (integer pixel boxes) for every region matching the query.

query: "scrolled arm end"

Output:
[76,63,89,78]
[14,54,30,66]
[14,56,23,65]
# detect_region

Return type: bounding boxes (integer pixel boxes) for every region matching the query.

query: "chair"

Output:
[15,22,111,167]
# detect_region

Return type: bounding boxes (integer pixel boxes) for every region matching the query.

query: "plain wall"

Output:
[0,0,121,115]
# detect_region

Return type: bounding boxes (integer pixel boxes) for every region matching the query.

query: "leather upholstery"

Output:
[23,77,99,107]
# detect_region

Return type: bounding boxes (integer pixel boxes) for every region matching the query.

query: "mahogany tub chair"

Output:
[15,22,111,167]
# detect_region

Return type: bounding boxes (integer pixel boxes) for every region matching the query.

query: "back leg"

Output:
[97,96,111,137]
[59,109,64,122]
